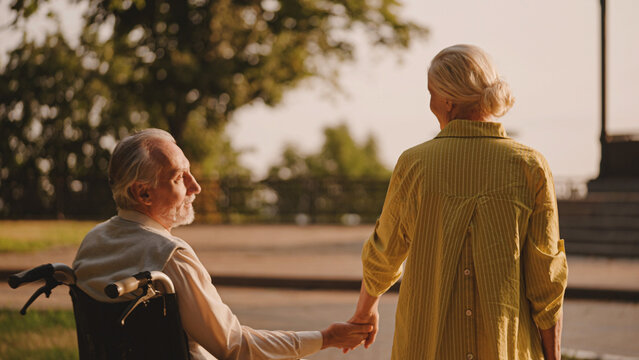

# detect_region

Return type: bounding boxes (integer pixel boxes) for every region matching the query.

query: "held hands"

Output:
[320,283,381,354]
[348,306,379,349]
[320,322,373,351]
[341,282,381,353]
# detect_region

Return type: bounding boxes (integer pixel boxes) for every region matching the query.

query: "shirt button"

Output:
[467,353,474,360]
[465,309,472,316]
[464,268,471,276]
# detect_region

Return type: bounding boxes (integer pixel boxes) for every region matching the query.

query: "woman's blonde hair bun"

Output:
[480,78,515,118]
[428,44,515,118]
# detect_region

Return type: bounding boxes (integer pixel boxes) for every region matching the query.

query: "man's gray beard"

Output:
[174,206,195,227]
[165,196,196,229]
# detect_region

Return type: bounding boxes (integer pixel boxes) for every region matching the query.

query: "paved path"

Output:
[1,224,639,358]
[3,283,639,358]
[3,224,638,290]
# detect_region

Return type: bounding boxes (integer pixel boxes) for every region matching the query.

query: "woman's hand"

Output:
[320,322,373,350]
[348,306,379,349]
[347,282,381,349]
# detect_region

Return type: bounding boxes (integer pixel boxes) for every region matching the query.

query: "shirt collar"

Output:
[435,119,509,139]
[117,209,171,236]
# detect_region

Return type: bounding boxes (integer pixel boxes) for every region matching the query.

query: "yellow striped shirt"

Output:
[362,120,568,359]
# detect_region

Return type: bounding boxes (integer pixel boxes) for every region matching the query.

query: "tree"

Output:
[0,33,117,217]
[180,111,251,179]
[9,0,427,144]
[265,123,391,223]
[268,123,391,180]
[2,0,426,218]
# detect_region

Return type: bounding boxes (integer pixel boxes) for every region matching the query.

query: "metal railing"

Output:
[1,175,593,221]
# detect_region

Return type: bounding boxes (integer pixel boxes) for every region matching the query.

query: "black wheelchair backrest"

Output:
[9,264,191,360]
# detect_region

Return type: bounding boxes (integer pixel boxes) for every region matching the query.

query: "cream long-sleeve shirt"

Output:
[73,210,323,360]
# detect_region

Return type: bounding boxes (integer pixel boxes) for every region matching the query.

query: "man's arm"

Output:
[164,248,370,359]
[539,311,562,360]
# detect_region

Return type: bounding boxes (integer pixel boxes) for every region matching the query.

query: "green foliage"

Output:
[0,309,78,360]
[268,123,391,180]
[3,0,425,218]
[264,123,391,223]
[180,112,251,179]
[9,0,426,140]
[0,33,118,217]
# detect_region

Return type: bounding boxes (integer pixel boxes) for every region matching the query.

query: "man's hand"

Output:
[320,322,373,350]
[348,282,381,349]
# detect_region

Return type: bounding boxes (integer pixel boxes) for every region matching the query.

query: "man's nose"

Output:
[186,174,201,195]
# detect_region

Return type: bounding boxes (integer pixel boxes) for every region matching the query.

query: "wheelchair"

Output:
[8,263,191,360]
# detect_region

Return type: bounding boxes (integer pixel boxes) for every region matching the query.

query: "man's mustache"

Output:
[184,195,196,206]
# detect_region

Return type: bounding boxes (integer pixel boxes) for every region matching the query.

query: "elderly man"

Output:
[73,128,371,360]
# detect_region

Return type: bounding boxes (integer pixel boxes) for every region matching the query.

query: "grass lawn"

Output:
[0,221,98,252]
[0,309,78,360]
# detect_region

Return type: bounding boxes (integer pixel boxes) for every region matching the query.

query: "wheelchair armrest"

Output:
[105,271,175,299]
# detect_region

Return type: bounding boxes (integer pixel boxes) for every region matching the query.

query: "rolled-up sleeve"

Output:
[523,162,568,330]
[163,248,323,360]
[362,154,412,297]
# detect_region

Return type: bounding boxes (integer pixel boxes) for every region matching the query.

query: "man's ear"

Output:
[131,182,152,206]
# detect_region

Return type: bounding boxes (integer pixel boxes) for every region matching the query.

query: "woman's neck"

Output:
[439,106,491,129]
[451,105,487,122]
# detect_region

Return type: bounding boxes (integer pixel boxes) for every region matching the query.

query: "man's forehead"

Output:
[150,140,190,172]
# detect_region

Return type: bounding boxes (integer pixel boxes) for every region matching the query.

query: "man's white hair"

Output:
[108,128,176,210]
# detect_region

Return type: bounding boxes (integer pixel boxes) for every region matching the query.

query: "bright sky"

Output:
[229,0,639,180]
[2,0,638,180]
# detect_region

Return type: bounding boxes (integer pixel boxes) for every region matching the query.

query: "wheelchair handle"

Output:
[9,263,75,289]
[105,271,175,299]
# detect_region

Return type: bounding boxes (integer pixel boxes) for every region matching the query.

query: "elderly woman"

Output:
[349,44,568,359]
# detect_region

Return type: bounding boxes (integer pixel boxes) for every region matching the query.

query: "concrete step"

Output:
[560,215,639,230]
[561,228,639,244]
[564,242,639,257]
[559,201,639,216]
[557,199,639,257]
